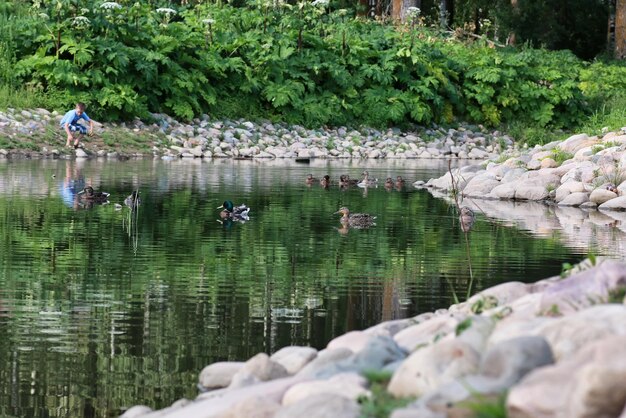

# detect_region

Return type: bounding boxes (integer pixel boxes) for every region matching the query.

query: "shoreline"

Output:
[0,108,512,161]
[121,258,626,418]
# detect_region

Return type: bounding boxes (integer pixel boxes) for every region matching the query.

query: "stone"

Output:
[219,396,281,418]
[515,185,548,201]
[489,183,517,199]
[327,331,372,352]
[75,148,88,158]
[199,362,245,390]
[462,176,500,198]
[120,405,153,418]
[297,348,353,377]
[507,335,626,418]
[270,346,317,375]
[555,181,585,202]
[540,158,558,168]
[274,393,360,418]
[589,188,618,204]
[364,318,413,337]
[559,133,592,153]
[282,372,370,406]
[394,313,465,352]
[557,192,589,207]
[388,339,480,398]
[237,353,289,382]
[598,195,626,210]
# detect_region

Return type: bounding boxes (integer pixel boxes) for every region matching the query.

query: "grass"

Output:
[578,94,626,136]
[551,147,574,164]
[0,85,56,111]
[460,393,508,418]
[359,370,413,418]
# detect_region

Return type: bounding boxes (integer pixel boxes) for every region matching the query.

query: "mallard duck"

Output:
[218,200,250,220]
[459,206,475,233]
[339,175,359,187]
[77,186,110,203]
[334,207,376,228]
[384,177,394,190]
[124,191,141,209]
[305,174,318,185]
[358,171,378,187]
[320,175,331,188]
[396,176,406,188]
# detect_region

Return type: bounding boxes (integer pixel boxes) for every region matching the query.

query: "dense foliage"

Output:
[0,0,624,130]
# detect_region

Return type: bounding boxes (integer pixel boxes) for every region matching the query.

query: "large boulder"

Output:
[589,188,618,204]
[282,372,369,406]
[199,362,245,391]
[274,393,360,418]
[270,346,317,375]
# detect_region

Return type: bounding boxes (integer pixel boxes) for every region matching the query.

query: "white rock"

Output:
[515,185,548,201]
[219,396,281,418]
[237,353,289,382]
[388,339,480,398]
[282,373,369,406]
[557,192,589,207]
[270,346,317,375]
[590,188,618,204]
[555,181,585,203]
[599,196,626,210]
[274,393,360,418]
[199,362,245,390]
[120,405,153,418]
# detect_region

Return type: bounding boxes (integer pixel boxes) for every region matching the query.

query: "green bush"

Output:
[0,0,622,131]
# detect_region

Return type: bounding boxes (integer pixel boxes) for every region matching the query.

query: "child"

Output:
[60,102,95,148]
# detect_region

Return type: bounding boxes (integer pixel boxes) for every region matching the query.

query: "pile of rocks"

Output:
[121,259,626,418]
[421,128,626,210]
[0,108,511,160]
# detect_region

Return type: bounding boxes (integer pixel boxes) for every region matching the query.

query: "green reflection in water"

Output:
[0,159,581,417]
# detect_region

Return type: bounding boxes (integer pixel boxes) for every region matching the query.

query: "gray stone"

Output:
[231,353,289,384]
[590,188,618,204]
[515,185,548,201]
[282,372,369,406]
[75,148,88,158]
[274,393,360,418]
[297,348,353,377]
[199,362,245,390]
[557,192,589,207]
[120,405,153,418]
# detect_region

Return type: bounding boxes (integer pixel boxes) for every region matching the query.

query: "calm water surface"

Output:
[0,158,590,417]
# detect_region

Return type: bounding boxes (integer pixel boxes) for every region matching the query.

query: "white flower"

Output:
[100,2,122,10]
[156,7,177,15]
[38,12,50,19]
[72,16,91,27]
[80,8,90,14]
[337,8,348,15]
[311,0,329,6]
[407,6,420,17]
[202,18,215,25]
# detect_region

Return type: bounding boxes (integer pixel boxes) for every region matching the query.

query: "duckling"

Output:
[320,175,331,188]
[607,184,619,195]
[358,171,378,187]
[384,177,394,190]
[459,206,475,233]
[334,207,376,228]
[124,191,141,209]
[305,174,318,185]
[395,176,406,188]
[218,200,250,221]
[77,186,110,203]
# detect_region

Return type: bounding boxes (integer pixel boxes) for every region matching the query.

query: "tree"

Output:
[617,0,626,58]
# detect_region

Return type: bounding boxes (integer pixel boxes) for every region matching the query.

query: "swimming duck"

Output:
[396,176,406,188]
[124,191,141,209]
[339,175,359,187]
[358,171,378,187]
[218,200,250,221]
[334,207,376,228]
[384,177,394,190]
[459,206,475,233]
[320,175,331,188]
[77,186,110,203]
[305,174,318,185]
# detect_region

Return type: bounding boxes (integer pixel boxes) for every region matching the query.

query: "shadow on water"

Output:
[0,158,612,417]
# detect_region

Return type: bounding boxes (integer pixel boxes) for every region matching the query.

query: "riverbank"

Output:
[0,108,512,160]
[421,127,626,210]
[120,258,626,418]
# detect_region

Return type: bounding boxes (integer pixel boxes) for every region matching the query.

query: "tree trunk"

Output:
[508,0,519,46]
[617,0,626,58]
[393,0,420,22]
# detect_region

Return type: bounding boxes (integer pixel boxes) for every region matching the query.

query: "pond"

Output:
[0,158,590,417]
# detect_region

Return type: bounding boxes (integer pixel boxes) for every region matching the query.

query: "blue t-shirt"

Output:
[59,109,91,127]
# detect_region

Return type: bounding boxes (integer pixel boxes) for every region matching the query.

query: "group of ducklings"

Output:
[306,171,407,190]
[76,186,141,210]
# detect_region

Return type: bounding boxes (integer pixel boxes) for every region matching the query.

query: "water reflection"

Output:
[0,158,600,418]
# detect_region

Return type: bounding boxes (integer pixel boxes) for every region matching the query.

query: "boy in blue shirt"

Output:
[59,102,95,148]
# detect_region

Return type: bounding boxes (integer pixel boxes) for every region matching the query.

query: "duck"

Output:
[124,191,141,209]
[339,175,359,187]
[334,207,376,228]
[320,175,331,188]
[395,176,406,188]
[459,206,475,232]
[77,186,110,203]
[384,177,394,190]
[218,200,250,221]
[358,171,378,187]
[305,174,318,185]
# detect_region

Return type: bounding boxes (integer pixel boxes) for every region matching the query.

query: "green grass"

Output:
[578,94,626,136]
[359,370,413,418]
[462,393,508,418]
[0,85,54,111]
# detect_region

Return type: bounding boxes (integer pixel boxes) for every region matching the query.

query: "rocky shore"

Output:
[120,259,626,418]
[420,128,626,210]
[0,108,510,160]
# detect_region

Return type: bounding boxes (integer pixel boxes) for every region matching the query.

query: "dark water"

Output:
[0,158,586,417]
